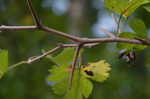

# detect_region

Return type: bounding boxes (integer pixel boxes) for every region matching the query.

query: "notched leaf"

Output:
[81,60,111,82]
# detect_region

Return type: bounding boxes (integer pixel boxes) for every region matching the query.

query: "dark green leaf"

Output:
[117,32,147,51]
[129,18,147,37]
[144,4,150,13]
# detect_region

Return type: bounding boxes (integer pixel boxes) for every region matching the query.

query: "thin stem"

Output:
[117,14,123,33]
[8,43,94,71]
[0,25,38,31]
[8,61,27,71]
[26,0,41,26]
[83,37,150,45]
[69,43,83,88]
[27,46,62,64]
[8,45,63,70]
[100,27,116,38]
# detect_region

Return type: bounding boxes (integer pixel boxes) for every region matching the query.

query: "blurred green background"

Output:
[0,0,150,99]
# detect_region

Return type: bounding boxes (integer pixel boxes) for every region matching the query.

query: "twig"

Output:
[111,13,118,26]
[0,25,38,31]
[26,0,41,26]
[27,46,62,64]
[83,37,150,45]
[69,43,83,88]
[99,27,116,38]
[117,14,123,33]
[8,45,63,70]
[8,43,98,71]
[40,26,83,42]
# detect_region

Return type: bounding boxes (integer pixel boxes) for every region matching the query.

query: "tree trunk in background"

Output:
[68,0,87,36]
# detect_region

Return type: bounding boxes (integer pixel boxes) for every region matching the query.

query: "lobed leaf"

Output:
[81,60,111,82]
[47,48,94,99]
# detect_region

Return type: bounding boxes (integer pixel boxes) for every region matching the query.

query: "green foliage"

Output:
[49,48,75,66]
[47,48,111,99]
[144,4,150,13]
[0,50,8,79]
[129,18,147,37]
[117,32,147,51]
[105,0,149,17]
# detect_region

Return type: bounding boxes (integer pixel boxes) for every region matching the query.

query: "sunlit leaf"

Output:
[48,48,75,66]
[47,48,94,99]
[81,60,111,82]
[81,77,93,98]
[0,50,8,79]
[105,0,149,17]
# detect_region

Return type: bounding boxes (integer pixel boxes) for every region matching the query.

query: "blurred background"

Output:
[0,0,150,99]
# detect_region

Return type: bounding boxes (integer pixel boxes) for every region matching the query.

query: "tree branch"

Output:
[26,0,41,26]
[0,25,38,31]
[8,43,97,71]
[83,37,150,45]
[40,26,83,42]
[0,25,150,46]
[69,43,83,88]
[100,27,116,38]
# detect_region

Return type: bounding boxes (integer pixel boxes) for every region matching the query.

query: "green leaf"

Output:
[81,77,93,98]
[49,48,75,66]
[0,50,8,79]
[129,18,147,37]
[117,32,147,51]
[64,74,93,99]
[47,48,94,99]
[144,4,150,13]
[105,0,149,17]
[47,48,75,95]
[81,60,111,82]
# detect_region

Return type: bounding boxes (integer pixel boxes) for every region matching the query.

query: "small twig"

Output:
[0,25,38,31]
[8,61,27,71]
[8,43,97,71]
[26,0,41,26]
[8,45,63,70]
[99,27,116,38]
[83,37,150,45]
[111,13,118,26]
[117,14,123,33]
[69,43,84,88]
[27,46,62,64]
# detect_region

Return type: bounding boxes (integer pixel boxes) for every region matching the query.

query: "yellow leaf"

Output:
[81,60,111,82]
